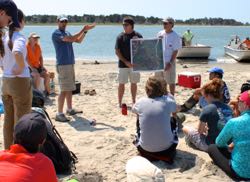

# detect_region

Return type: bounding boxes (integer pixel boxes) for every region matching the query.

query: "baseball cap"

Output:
[123,16,134,25]
[0,0,19,28]
[14,112,47,147]
[29,32,40,39]
[57,14,68,21]
[208,67,224,74]
[126,156,165,182]
[239,90,250,107]
[162,17,175,24]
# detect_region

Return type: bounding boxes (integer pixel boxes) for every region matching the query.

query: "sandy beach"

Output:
[0,60,249,181]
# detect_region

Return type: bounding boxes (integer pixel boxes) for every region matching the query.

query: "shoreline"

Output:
[25,23,250,27]
[43,56,242,65]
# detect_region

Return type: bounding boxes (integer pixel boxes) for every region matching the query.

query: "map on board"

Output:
[131,38,164,72]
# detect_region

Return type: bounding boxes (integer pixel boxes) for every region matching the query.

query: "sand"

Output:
[1,59,250,182]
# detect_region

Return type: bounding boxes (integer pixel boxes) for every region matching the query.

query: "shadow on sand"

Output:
[153,149,199,173]
[68,115,125,132]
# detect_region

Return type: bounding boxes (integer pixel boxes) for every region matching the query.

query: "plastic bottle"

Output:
[50,79,55,94]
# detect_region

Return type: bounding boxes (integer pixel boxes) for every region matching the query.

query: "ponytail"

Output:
[8,9,25,51]
[0,29,4,57]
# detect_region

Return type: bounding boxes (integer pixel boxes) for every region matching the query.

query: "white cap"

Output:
[126,156,165,182]
[57,14,68,21]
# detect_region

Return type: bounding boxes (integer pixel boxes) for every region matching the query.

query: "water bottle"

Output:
[50,79,55,94]
[121,103,127,115]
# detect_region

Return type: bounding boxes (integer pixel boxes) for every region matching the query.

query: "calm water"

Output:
[22,25,250,62]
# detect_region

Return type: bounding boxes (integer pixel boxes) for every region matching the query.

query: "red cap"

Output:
[239,91,250,107]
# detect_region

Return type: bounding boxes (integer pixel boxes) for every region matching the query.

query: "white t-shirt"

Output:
[157,30,181,63]
[1,31,30,78]
[132,94,177,152]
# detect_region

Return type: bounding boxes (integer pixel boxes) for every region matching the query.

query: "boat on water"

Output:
[177,44,212,59]
[224,36,250,62]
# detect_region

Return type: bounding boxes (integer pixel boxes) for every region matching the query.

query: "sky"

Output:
[15,0,250,23]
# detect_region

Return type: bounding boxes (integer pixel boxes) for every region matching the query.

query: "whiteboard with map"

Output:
[131,38,165,72]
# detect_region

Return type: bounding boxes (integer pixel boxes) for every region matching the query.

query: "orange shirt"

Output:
[26,43,42,68]
[243,39,250,48]
[0,144,57,182]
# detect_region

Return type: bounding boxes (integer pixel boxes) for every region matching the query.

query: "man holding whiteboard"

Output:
[156,17,181,96]
[115,16,143,107]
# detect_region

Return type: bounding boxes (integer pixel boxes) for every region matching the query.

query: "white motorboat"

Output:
[177,44,211,59]
[224,36,250,62]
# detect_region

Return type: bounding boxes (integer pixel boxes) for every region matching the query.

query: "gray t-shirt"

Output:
[132,95,177,152]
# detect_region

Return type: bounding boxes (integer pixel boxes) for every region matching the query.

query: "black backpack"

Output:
[32,107,78,174]
[32,89,45,108]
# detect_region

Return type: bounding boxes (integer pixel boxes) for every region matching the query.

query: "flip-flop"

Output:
[84,90,90,95]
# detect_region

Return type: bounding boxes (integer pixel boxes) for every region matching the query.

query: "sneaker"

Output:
[55,113,70,122]
[66,109,83,116]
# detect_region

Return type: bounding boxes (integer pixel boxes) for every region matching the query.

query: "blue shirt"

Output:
[52,29,75,65]
[216,110,250,178]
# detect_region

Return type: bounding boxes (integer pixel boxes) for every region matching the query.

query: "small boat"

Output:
[224,36,250,62]
[177,44,211,59]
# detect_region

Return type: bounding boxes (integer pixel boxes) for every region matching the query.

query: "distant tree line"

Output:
[25,14,247,26]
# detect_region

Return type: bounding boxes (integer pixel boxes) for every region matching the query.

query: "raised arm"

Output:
[63,23,96,43]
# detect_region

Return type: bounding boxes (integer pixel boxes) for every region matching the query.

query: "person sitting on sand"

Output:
[132,76,178,163]
[0,112,57,182]
[182,78,233,152]
[208,90,250,180]
[179,67,230,112]
[229,81,250,117]
[27,32,50,96]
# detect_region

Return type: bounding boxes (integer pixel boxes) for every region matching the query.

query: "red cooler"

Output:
[178,72,201,89]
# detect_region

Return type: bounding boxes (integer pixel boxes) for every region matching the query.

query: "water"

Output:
[22,25,250,62]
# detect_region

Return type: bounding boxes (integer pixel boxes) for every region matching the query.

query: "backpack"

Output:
[32,107,78,174]
[32,89,45,108]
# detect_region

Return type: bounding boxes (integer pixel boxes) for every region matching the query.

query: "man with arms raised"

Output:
[52,15,95,122]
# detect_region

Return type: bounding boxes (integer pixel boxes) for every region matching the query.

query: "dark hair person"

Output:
[0,113,57,182]
[0,0,19,58]
[1,9,32,149]
[132,76,178,163]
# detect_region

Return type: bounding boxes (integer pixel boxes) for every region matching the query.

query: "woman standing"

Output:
[1,9,32,149]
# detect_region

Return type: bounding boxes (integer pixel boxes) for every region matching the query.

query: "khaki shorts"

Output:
[118,68,140,84]
[56,65,76,92]
[155,62,176,84]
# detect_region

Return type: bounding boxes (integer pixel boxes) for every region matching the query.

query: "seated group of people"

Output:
[132,67,250,180]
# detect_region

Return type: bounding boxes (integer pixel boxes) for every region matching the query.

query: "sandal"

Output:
[66,109,83,116]
[89,89,96,96]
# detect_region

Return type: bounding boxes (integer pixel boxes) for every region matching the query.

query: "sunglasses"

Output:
[123,23,130,27]
[60,20,68,23]
[163,22,172,25]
